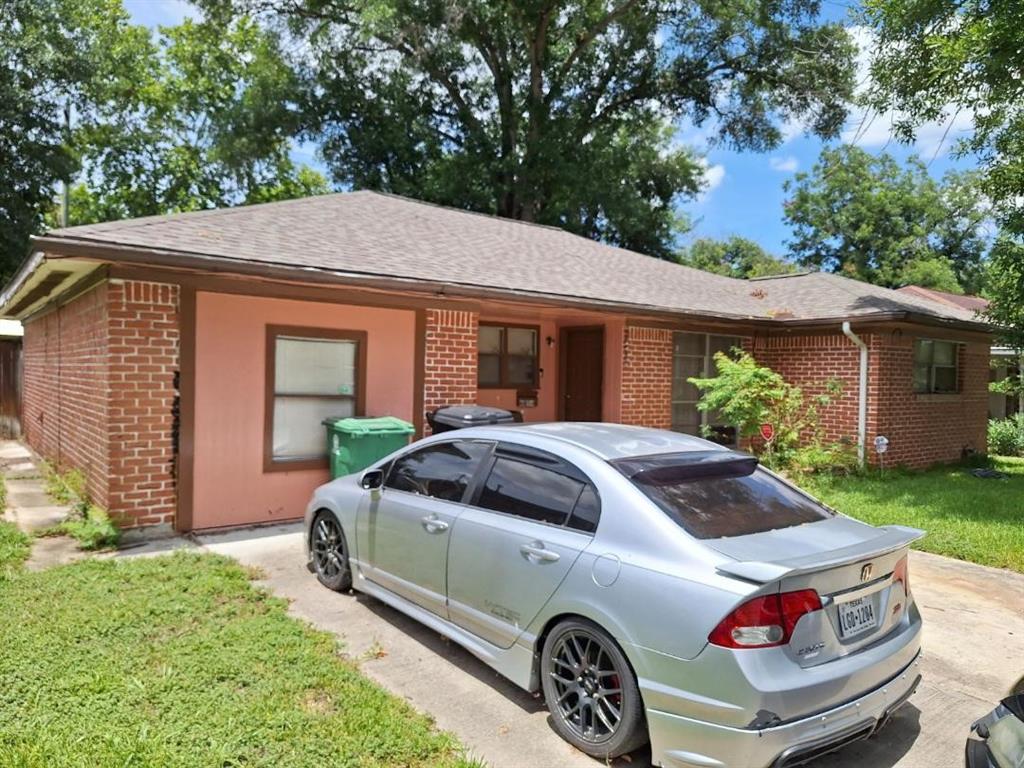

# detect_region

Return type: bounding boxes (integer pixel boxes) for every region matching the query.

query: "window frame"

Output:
[477,322,541,390]
[467,442,602,534]
[264,325,367,473]
[382,439,495,503]
[912,338,960,395]
[671,332,745,445]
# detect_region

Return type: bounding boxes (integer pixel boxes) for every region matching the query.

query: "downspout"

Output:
[842,322,868,468]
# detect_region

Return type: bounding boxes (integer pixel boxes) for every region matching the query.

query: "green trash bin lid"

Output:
[324,416,415,435]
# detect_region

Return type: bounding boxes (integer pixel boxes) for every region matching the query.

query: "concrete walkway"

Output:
[197,523,1024,768]
[0,441,83,569]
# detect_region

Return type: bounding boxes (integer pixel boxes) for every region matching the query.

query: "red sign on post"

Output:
[759,423,775,443]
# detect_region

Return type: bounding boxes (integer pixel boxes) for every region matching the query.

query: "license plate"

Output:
[838,597,877,638]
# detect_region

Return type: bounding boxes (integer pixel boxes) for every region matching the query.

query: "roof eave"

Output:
[22,234,996,335]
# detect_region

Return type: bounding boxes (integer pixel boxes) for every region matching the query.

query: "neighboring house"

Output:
[0,192,992,534]
[896,285,1020,420]
[0,319,23,438]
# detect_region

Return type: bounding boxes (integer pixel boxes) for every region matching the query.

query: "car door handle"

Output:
[421,515,449,534]
[520,542,560,563]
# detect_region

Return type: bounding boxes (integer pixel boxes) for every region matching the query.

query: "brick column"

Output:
[106,281,180,528]
[423,308,479,433]
[620,326,672,429]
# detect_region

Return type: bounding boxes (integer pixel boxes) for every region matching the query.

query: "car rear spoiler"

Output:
[715,526,925,583]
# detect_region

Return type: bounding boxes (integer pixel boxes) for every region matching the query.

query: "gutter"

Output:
[842,322,868,467]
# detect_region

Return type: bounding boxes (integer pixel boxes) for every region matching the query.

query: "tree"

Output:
[985,238,1024,351]
[71,11,328,223]
[861,0,1024,236]
[899,258,962,294]
[226,0,857,258]
[680,236,797,279]
[2,0,329,279]
[0,0,128,277]
[783,146,988,292]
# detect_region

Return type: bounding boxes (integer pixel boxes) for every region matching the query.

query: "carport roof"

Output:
[6,191,991,331]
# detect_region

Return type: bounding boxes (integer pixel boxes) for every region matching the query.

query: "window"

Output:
[385,441,493,502]
[265,326,366,471]
[671,333,743,445]
[474,446,600,531]
[478,323,539,388]
[616,457,833,539]
[914,339,959,394]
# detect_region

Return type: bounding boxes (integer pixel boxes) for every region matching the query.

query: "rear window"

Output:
[614,452,833,539]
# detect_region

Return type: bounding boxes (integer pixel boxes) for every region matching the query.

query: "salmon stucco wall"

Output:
[192,291,416,529]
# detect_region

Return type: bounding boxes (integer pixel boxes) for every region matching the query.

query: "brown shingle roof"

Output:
[32,191,988,328]
[896,285,990,313]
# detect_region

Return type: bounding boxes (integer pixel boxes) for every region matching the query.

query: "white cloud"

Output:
[769,156,799,173]
[842,25,975,158]
[695,159,725,202]
[780,117,805,144]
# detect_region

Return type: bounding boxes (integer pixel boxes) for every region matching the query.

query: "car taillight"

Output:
[708,589,822,649]
[893,555,910,596]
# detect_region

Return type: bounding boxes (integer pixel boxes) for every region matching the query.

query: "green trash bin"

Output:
[322,416,415,479]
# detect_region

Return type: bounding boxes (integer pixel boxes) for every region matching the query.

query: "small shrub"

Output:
[786,441,861,477]
[57,505,120,551]
[690,350,852,473]
[989,414,1024,457]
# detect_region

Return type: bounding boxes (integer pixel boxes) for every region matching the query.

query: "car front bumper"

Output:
[647,651,922,768]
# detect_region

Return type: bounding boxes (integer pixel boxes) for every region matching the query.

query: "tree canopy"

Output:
[861,0,1023,235]
[680,236,797,280]
[224,0,857,259]
[859,0,1022,342]
[1,0,329,280]
[1,0,122,275]
[782,145,989,293]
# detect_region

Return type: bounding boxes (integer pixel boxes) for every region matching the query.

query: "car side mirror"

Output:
[360,469,384,491]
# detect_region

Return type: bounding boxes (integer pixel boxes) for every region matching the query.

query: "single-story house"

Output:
[0,192,992,534]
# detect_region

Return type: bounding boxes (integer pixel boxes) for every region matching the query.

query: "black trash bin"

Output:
[427,405,518,433]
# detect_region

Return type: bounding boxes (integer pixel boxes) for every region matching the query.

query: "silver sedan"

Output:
[304,423,923,767]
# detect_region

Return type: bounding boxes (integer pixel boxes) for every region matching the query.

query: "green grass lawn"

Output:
[0,519,30,579]
[0,550,478,768]
[800,456,1024,573]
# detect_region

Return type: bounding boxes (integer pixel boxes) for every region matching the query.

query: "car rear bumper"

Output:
[647,651,922,768]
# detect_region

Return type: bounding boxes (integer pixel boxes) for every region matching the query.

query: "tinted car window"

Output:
[568,485,600,533]
[385,441,491,502]
[475,449,599,531]
[624,464,832,539]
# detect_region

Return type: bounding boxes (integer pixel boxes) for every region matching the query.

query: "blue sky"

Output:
[123,0,979,257]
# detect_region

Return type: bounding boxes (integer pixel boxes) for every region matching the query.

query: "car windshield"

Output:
[612,452,834,539]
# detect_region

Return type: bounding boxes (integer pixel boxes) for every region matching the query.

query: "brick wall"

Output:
[423,308,478,433]
[620,325,673,429]
[21,279,180,529]
[106,281,180,527]
[22,283,111,506]
[751,332,862,446]
[871,331,989,467]
[752,329,990,468]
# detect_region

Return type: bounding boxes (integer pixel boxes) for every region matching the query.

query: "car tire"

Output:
[540,618,648,759]
[310,510,352,592]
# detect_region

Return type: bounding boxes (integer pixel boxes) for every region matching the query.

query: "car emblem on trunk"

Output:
[861,563,874,582]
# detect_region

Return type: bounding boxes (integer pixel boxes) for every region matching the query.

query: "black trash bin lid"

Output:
[429,405,516,427]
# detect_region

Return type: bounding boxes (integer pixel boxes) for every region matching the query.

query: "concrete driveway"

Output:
[198,524,1023,768]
